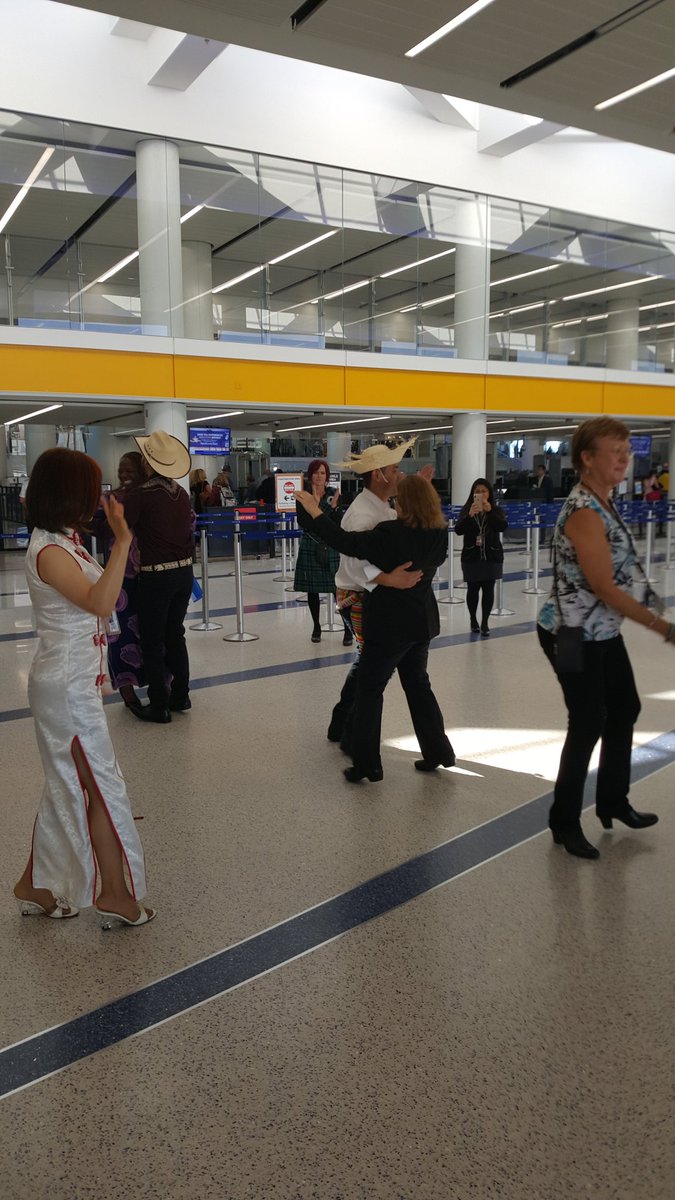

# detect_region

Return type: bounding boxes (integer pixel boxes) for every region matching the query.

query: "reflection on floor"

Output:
[0,547,671,1200]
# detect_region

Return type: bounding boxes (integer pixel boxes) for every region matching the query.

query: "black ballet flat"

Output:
[311,629,321,644]
[343,766,383,784]
[480,626,490,638]
[168,697,192,713]
[550,828,599,859]
[599,806,658,830]
[470,623,480,636]
[342,633,354,647]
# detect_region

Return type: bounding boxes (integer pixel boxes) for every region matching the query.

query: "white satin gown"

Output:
[25,528,146,907]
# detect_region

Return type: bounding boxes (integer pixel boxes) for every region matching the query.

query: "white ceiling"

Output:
[54,0,675,155]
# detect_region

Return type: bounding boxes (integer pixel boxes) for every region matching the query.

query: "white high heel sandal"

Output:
[97,906,157,931]
[17,897,79,919]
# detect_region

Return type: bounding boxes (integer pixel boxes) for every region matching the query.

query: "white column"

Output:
[606,298,639,370]
[144,399,189,492]
[85,426,119,486]
[326,432,351,470]
[136,139,184,337]
[669,425,675,501]
[182,241,213,341]
[454,197,489,361]
[25,424,57,473]
[451,413,487,505]
[0,427,8,482]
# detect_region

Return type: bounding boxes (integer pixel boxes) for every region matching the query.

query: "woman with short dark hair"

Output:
[538,416,663,860]
[294,458,352,645]
[296,474,455,782]
[13,448,154,927]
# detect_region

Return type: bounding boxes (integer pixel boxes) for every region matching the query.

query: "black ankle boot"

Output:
[598,805,658,830]
[343,765,383,783]
[550,828,599,859]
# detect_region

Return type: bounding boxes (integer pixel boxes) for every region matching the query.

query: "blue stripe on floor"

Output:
[0,621,536,724]
[0,728,672,1100]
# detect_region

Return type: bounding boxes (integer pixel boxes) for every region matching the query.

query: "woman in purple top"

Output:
[107,452,147,708]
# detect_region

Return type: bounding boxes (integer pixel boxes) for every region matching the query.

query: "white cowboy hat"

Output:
[134,430,191,479]
[334,435,417,474]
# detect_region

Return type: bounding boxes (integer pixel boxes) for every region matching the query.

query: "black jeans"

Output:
[350,639,453,774]
[538,627,641,830]
[137,565,193,710]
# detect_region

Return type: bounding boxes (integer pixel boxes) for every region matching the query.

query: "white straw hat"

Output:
[334,436,417,474]
[134,430,191,479]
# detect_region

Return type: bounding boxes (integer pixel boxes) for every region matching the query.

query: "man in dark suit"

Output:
[535,464,555,544]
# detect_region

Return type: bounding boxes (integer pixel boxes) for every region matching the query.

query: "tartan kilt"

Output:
[293,532,340,594]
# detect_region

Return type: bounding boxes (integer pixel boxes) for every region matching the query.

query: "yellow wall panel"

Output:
[485,375,603,414]
[0,345,174,397]
[345,369,485,410]
[173,357,346,407]
[602,383,675,418]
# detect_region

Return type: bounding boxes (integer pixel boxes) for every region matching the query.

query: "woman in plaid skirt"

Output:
[294,459,353,646]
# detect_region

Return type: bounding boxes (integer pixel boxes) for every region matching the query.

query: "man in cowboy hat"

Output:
[122,429,194,724]
[324,436,423,748]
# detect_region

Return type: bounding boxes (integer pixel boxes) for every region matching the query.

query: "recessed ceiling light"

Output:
[406,1,498,58]
[4,403,62,427]
[595,65,675,111]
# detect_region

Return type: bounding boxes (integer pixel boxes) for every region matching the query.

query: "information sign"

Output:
[275,473,304,513]
[236,507,258,522]
[189,427,231,455]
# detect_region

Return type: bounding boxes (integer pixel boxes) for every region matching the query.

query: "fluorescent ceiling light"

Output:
[276,415,390,433]
[180,204,204,224]
[389,424,452,434]
[490,301,547,318]
[186,410,244,424]
[490,264,561,287]
[595,66,675,111]
[490,425,578,436]
[97,250,139,284]
[0,146,55,236]
[4,403,62,427]
[311,279,371,304]
[406,0,498,58]
[213,265,264,294]
[639,321,675,332]
[400,291,456,313]
[639,299,674,312]
[269,229,339,265]
[562,277,661,302]
[379,248,456,279]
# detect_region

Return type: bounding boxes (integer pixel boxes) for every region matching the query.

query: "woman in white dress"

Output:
[13,448,155,928]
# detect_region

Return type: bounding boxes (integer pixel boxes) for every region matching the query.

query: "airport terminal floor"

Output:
[0,541,671,1200]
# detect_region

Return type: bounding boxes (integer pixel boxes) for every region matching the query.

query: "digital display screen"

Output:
[630,435,652,460]
[189,427,231,456]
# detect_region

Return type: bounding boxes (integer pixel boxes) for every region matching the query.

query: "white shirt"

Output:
[334,487,397,592]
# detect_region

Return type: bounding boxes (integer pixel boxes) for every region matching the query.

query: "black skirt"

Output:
[462,559,503,583]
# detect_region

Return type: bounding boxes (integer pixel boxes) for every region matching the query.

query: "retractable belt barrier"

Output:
[187,498,675,643]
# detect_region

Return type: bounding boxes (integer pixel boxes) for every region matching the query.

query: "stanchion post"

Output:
[321,593,341,633]
[525,516,532,574]
[190,525,223,631]
[523,513,546,595]
[223,513,259,642]
[665,504,674,569]
[273,515,294,583]
[438,519,463,605]
[492,577,516,618]
[91,535,98,562]
[644,517,657,584]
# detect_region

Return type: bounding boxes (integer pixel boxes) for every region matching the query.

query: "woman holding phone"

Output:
[455,478,508,637]
[13,448,154,928]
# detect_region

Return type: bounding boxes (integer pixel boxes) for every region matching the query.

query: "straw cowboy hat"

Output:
[334,435,417,474]
[134,430,191,479]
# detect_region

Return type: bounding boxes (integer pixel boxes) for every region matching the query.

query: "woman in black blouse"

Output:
[296,474,455,783]
[455,478,508,638]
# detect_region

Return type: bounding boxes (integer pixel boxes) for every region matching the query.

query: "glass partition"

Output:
[0,106,672,371]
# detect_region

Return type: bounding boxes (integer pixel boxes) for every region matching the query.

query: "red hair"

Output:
[306,459,331,485]
[26,448,102,534]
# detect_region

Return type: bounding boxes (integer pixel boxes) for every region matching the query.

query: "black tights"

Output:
[466,580,495,629]
[308,592,350,634]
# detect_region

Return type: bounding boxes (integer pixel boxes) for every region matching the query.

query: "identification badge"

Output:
[644,586,665,616]
[475,536,483,547]
[105,610,121,639]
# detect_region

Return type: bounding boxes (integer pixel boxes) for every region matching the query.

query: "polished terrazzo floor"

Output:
[0,540,672,1200]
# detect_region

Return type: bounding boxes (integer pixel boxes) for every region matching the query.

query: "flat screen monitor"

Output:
[189,427,231,456]
[630,434,652,460]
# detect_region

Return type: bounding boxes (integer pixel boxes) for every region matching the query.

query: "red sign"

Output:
[236,507,258,522]
[283,480,296,495]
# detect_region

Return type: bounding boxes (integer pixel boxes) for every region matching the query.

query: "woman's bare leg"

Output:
[71,741,147,921]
